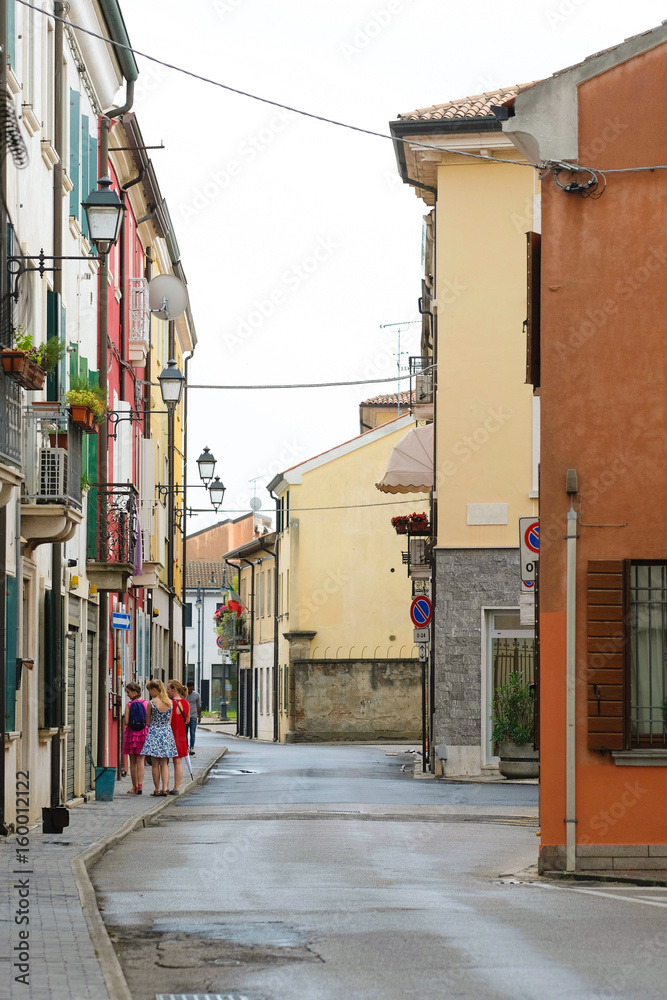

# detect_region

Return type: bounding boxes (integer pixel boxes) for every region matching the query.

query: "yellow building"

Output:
[390,89,538,776]
[268,416,424,743]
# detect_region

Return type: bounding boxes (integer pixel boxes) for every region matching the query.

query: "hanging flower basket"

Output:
[49,432,69,450]
[391,512,430,535]
[69,404,97,433]
[2,349,46,390]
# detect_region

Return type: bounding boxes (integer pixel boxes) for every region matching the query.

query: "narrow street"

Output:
[91,737,666,1000]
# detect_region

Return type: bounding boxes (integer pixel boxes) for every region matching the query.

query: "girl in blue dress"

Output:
[142,679,178,795]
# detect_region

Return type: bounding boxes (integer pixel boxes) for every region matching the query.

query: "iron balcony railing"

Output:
[0,374,22,468]
[22,405,83,509]
[90,483,139,565]
[409,355,434,407]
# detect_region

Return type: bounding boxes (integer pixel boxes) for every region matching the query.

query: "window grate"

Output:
[630,563,667,747]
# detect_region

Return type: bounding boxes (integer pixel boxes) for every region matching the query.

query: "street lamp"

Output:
[208,476,226,511]
[197,447,216,486]
[82,176,124,253]
[158,358,186,409]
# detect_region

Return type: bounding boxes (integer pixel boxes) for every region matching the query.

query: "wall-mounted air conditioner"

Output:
[415,371,433,404]
[39,447,69,502]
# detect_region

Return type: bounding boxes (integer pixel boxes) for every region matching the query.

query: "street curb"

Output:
[69,745,227,1000]
[542,870,667,888]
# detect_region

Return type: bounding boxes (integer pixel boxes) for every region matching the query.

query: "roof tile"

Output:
[398,86,525,122]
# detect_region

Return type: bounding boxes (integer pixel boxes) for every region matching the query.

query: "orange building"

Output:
[187,513,271,561]
[503,24,667,873]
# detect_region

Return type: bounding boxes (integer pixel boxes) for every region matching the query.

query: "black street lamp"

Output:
[197,447,216,485]
[158,358,186,409]
[82,176,124,253]
[208,477,226,511]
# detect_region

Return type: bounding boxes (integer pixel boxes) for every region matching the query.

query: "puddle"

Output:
[151,920,310,948]
[210,769,260,776]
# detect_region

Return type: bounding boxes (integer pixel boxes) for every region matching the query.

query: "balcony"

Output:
[220,613,251,652]
[87,483,139,592]
[0,375,23,507]
[128,277,150,367]
[21,406,83,552]
[131,498,164,587]
[402,537,433,580]
[409,356,434,420]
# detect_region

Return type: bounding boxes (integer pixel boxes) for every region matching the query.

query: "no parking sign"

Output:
[519,517,539,582]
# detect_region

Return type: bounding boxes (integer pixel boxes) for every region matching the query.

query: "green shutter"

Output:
[89,133,99,216]
[6,1,15,68]
[69,90,80,219]
[43,589,56,728]
[46,291,62,401]
[5,575,18,732]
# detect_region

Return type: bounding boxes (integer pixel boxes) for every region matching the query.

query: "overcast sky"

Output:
[122,0,666,531]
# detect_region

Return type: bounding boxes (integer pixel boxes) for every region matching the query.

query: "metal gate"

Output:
[85,632,94,790]
[66,634,76,800]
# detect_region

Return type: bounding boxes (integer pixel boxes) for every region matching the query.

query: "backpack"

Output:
[128,699,147,731]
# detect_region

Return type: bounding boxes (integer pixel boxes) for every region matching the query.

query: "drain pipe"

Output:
[565,498,578,872]
[225,557,242,735]
[240,557,255,738]
[268,489,280,741]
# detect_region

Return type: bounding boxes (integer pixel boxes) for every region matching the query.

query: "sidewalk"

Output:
[3,737,227,1000]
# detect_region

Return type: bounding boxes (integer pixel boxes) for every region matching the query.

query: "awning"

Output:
[376,423,433,494]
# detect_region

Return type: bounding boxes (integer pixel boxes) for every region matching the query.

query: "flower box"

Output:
[2,349,46,390]
[49,432,69,450]
[69,404,97,433]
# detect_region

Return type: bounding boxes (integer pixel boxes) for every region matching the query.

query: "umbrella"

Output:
[183,752,193,780]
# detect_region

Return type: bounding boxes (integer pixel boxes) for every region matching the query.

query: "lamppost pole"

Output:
[196,581,202,693]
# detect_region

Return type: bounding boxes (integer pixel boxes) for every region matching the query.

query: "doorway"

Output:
[484,611,535,764]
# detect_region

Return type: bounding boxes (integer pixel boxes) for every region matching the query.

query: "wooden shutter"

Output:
[587,560,628,750]
[525,232,541,387]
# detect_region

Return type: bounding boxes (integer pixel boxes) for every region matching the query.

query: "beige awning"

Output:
[376,423,433,494]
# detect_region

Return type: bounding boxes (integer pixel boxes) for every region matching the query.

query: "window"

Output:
[587,560,667,752]
[630,564,667,747]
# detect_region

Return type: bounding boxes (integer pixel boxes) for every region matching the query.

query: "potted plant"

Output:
[2,331,66,390]
[65,374,108,433]
[491,671,539,778]
[390,512,430,535]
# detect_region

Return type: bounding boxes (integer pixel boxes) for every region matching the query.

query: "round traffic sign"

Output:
[410,595,432,627]
[216,635,225,649]
[524,521,539,554]
[523,580,535,589]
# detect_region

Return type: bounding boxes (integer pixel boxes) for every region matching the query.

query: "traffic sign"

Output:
[410,595,433,627]
[413,627,430,643]
[521,579,536,594]
[111,612,131,631]
[519,517,539,582]
[418,644,428,662]
[216,635,225,649]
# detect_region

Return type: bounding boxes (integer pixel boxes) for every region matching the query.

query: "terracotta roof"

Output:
[361,390,414,406]
[397,86,524,123]
[185,561,228,589]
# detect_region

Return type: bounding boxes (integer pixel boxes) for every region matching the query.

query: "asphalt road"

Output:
[91,735,667,1000]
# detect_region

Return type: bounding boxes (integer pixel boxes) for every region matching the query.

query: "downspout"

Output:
[167,321,175,677]
[565,503,578,872]
[96,69,134,768]
[268,489,280,741]
[240,557,255,738]
[225,557,241,736]
[52,1,65,805]
[181,350,193,679]
[258,538,277,740]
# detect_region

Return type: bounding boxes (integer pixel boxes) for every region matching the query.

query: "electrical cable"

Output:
[187,497,429,514]
[16,0,536,170]
[188,373,421,390]
[14,2,667,181]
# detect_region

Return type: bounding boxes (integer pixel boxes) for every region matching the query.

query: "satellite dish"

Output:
[148,274,189,321]
[249,497,262,511]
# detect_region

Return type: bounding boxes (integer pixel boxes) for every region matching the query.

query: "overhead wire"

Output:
[187,374,418,390]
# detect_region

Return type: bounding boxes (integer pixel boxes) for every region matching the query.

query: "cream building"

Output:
[390,89,538,776]
[268,416,423,744]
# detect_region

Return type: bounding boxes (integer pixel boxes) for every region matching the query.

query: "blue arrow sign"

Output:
[111,612,131,631]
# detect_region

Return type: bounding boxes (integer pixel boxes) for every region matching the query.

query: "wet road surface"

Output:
[91,735,667,999]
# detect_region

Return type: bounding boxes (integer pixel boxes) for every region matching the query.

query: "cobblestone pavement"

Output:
[2,732,228,1000]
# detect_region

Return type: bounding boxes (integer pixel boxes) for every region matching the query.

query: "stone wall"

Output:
[434,547,521,775]
[540,844,667,874]
[292,658,421,742]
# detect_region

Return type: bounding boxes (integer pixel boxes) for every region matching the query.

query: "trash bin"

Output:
[94,766,116,801]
